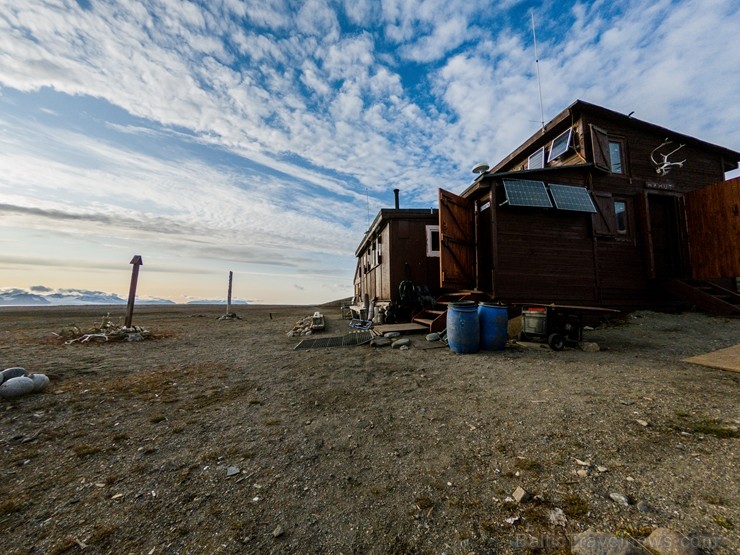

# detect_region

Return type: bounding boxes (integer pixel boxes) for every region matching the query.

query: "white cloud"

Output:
[399,15,472,62]
[296,0,340,38]
[0,0,738,303]
[0,117,360,262]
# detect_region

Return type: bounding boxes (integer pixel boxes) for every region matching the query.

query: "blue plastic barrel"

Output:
[446,301,480,353]
[478,303,508,351]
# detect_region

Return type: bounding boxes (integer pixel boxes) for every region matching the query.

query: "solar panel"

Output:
[527,146,545,169]
[547,128,572,162]
[503,179,553,208]
[548,184,597,213]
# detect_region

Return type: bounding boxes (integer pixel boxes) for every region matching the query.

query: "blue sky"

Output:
[1,0,739,304]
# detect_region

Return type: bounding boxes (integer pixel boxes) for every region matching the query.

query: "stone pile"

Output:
[287,316,319,337]
[56,314,151,344]
[217,313,242,321]
[370,331,412,350]
[0,367,49,400]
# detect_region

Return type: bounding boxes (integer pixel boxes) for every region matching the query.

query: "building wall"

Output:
[354,214,439,305]
[476,131,734,308]
[580,112,727,194]
[388,218,440,296]
[493,208,597,304]
[685,177,740,279]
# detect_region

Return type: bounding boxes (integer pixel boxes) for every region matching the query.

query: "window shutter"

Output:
[591,191,617,236]
[590,125,611,171]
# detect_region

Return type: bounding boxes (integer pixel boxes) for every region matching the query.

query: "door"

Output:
[439,188,476,289]
[647,194,687,278]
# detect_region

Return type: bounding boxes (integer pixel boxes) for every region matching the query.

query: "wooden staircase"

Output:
[666,279,740,317]
[412,291,491,333]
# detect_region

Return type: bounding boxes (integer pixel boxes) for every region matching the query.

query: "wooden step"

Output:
[666,279,740,317]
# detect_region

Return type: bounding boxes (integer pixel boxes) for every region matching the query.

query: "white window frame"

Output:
[547,128,572,162]
[426,225,440,257]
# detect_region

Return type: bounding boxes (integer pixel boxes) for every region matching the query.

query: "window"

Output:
[609,141,624,174]
[614,200,628,233]
[591,193,633,238]
[426,225,440,257]
[591,125,627,174]
[547,128,572,162]
[528,146,546,169]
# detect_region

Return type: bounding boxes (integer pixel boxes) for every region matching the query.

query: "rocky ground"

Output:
[0,304,738,554]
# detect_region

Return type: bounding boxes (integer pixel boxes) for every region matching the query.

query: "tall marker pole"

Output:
[226,271,233,314]
[125,255,143,328]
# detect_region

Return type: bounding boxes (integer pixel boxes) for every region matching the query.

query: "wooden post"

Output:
[226,271,233,314]
[125,255,143,328]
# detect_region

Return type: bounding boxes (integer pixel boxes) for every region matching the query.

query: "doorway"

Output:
[647,194,687,278]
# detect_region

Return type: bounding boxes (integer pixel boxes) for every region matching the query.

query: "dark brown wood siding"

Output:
[685,177,740,278]
[439,188,476,289]
[581,113,727,193]
[493,207,597,304]
[387,218,441,299]
[354,212,439,304]
[458,102,740,311]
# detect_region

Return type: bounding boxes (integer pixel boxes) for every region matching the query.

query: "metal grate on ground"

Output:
[293,331,373,350]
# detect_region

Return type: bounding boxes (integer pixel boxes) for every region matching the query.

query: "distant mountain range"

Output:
[0,287,175,306]
[0,287,251,306]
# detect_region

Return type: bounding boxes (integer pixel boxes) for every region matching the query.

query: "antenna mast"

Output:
[531,11,545,133]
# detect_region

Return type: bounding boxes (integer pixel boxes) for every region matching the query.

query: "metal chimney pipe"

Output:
[393,188,400,209]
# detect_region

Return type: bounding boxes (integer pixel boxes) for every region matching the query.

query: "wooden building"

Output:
[440,99,740,314]
[352,189,440,321]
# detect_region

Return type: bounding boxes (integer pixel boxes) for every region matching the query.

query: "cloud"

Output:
[0,0,738,305]
[0,114,363,261]
[430,0,740,168]
[30,285,53,292]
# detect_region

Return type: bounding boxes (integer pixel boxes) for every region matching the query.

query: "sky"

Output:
[1,0,739,305]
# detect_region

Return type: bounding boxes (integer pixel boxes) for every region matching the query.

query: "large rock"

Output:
[571,529,648,555]
[29,373,50,393]
[644,528,701,555]
[1,367,27,382]
[0,376,35,399]
[370,337,392,347]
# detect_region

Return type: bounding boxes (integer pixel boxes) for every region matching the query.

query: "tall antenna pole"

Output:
[531,11,545,133]
[366,187,370,227]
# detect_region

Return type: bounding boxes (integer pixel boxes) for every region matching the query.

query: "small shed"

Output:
[352,195,440,322]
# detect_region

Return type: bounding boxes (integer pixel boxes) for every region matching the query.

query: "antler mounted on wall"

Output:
[650,139,686,175]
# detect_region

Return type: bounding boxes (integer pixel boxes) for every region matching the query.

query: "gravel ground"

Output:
[0,304,738,554]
